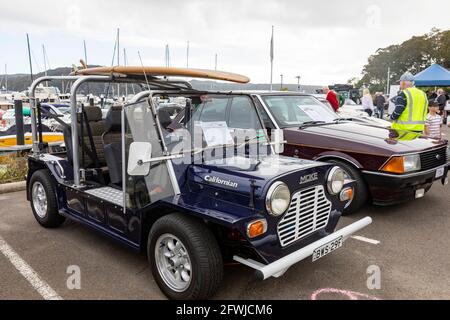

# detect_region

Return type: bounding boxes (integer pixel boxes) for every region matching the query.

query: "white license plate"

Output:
[435,166,445,179]
[312,237,344,262]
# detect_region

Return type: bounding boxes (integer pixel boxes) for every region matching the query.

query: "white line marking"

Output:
[351,236,380,245]
[0,235,63,300]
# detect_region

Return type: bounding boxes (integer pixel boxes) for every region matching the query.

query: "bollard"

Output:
[14,99,25,146]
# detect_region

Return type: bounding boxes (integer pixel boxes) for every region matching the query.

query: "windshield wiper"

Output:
[333,118,355,123]
[299,121,326,129]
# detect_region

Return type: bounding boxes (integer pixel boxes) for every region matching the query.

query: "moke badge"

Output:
[300,173,318,185]
[436,154,441,160]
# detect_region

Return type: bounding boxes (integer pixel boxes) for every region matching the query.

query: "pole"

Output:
[270,26,274,92]
[14,99,25,146]
[26,34,34,82]
[117,28,120,98]
[215,53,218,71]
[280,74,283,91]
[186,41,190,68]
[386,66,391,95]
[296,76,301,91]
[5,64,7,92]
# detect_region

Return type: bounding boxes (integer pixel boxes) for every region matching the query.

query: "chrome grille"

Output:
[277,185,332,247]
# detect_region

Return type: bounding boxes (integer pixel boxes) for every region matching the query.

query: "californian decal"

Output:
[204,175,239,189]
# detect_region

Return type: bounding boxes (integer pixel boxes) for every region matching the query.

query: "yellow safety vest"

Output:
[392,87,428,132]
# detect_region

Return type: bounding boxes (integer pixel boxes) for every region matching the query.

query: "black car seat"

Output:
[102,106,123,185]
[64,106,106,168]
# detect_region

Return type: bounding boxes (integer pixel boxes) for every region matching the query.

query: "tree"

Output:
[356,29,449,92]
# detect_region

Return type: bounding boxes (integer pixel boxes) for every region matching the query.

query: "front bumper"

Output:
[233,217,372,280]
[362,165,449,206]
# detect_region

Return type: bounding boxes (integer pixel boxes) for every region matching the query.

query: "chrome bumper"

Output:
[234,217,373,280]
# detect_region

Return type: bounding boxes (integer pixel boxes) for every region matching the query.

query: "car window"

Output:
[228,96,261,129]
[196,97,228,123]
[262,95,338,127]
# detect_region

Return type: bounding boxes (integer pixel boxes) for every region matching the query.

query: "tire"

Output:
[29,170,65,228]
[148,213,223,300]
[329,160,368,215]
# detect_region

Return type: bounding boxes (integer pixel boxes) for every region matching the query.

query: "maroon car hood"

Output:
[284,123,447,155]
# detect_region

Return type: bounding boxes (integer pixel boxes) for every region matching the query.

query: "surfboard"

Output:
[73,65,250,84]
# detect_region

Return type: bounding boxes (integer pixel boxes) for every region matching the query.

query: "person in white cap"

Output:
[390,72,428,133]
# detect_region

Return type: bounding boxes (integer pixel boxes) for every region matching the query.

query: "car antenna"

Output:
[137,51,151,91]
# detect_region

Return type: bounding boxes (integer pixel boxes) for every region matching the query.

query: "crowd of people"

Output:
[324,75,450,140]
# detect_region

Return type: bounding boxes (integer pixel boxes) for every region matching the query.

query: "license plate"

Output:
[312,237,344,262]
[435,166,445,179]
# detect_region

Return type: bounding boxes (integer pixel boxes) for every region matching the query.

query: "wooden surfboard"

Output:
[74,65,250,84]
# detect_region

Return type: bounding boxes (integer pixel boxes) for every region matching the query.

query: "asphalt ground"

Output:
[0,127,449,300]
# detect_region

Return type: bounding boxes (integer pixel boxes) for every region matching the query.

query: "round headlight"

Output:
[327,167,345,195]
[266,182,291,217]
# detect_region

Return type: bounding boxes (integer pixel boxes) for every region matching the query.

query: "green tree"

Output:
[356,29,449,92]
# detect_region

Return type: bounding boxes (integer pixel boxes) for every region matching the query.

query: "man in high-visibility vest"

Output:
[391,72,428,133]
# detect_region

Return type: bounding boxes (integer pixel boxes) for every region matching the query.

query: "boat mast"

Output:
[5,64,7,92]
[186,41,190,68]
[124,48,128,97]
[84,40,90,95]
[26,34,34,82]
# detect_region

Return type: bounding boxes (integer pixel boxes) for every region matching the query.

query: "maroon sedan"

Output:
[253,93,449,213]
[168,92,449,214]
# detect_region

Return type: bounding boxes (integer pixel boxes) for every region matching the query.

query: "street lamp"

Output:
[280,74,284,90]
[296,76,301,91]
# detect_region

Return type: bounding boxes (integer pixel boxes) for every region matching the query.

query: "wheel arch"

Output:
[138,203,231,254]
[26,158,50,201]
[314,152,363,169]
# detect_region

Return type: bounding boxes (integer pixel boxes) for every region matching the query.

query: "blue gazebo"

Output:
[414,63,450,87]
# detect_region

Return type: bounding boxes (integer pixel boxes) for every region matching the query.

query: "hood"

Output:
[285,122,447,155]
[189,155,325,196]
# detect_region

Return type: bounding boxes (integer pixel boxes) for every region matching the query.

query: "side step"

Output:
[85,187,124,207]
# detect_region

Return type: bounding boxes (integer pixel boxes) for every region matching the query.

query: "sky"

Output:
[0,0,449,85]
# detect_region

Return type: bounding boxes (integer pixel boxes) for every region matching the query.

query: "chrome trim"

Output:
[277,185,332,248]
[236,217,373,280]
[254,95,281,130]
[379,146,447,172]
[315,155,361,169]
[362,166,448,179]
[52,161,66,179]
[265,182,291,217]
[327,166,344,195]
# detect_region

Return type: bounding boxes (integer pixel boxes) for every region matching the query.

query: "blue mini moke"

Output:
[26,67,372,300]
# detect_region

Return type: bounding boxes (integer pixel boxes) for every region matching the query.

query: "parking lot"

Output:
[1,127,449,300]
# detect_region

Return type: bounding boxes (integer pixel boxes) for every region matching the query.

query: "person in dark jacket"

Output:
[374,92,386,119]
[436,89,447,116]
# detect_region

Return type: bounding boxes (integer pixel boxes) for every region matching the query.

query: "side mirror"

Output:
[272,129,285,154]
[127,142,153,176]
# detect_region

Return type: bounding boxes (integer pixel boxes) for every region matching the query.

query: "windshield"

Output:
[168,95,269,157]
[58,107,71,115]
[345,99,357,105]
[262,95,338,128]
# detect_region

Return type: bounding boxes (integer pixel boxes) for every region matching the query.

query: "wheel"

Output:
[148,213,223,300]
[329,160,368,215]
[29,170,65,228]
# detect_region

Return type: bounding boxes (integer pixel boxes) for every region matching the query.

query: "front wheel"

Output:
[29,170,65,228]
[148,213,223,300]
[329,160,369,215]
